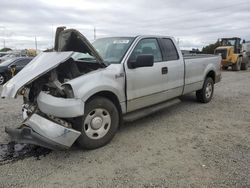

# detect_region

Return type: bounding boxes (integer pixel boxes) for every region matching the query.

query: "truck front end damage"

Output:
[2,64,84,149]
[5,114,81,150]
[1,27,105,150]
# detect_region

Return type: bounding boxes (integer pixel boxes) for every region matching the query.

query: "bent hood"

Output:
[1,52,73,98]
[1,27,105,98]
[55,27,104,64]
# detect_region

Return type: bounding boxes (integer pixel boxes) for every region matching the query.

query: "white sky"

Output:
[0,0,250,50]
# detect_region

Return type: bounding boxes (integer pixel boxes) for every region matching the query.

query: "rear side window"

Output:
[14,59,31,66]
[161,38,179,61]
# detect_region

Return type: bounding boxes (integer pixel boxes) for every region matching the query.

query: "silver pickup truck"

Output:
[1,27,221,150]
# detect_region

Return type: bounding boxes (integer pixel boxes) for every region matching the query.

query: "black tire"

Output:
[232,58,241,71]
[0,73,6,85]
[196,77,214,103]
[222,66,228,70]
[240,62,248,70]
[74,97,119,150]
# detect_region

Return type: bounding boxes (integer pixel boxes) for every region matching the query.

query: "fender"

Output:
[65,64,126,104]
[203,62,217,81]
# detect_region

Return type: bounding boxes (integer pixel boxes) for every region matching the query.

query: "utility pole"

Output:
[94,26,96,40]
[1,26,6,48]
[52,24,54,48]
[35,36,37,52]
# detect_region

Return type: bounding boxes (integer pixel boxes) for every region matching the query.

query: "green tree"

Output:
[202,40,220,54]
[0,47,12,52]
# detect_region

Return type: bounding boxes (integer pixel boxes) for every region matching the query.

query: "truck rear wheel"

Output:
[74,97,119,150]
[196,77,214,103]
[232,58,241,71]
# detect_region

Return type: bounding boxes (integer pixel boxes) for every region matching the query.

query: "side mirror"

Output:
[128,54,154,69]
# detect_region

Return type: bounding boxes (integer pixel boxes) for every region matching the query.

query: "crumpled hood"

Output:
[1,52,73,98]
[1,27,106,98]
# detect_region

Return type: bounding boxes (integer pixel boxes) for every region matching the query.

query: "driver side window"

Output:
[130,38,162,62]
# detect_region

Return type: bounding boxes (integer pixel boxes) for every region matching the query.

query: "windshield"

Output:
[71,52,95,62]
[0,58,15,66]
[92,37,134,64]
[221,39,236,46]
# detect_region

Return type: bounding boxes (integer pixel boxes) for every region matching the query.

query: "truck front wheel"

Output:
[74,97,119,150]
[196,77,214,103]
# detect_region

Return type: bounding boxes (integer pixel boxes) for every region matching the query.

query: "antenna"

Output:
[35,36,37,52]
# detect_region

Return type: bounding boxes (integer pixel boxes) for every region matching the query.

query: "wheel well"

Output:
[206,71,215,82]
[87,91,123,125]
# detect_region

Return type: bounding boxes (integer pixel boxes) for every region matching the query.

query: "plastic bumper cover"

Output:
[37,91,84,118]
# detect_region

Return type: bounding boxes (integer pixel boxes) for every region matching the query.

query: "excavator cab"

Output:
[220,37,241,54]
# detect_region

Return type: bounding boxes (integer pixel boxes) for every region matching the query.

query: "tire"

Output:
[240,61,248,70]
[222,66,228,70]
[0,73,5,85]
[232,58,241,71]
[74,97,119,150]
[196,77,214,103]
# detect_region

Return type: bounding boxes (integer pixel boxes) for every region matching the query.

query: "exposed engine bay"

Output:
[24,57,103,102]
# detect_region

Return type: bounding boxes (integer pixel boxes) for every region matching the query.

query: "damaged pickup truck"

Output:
[1,27,221,150]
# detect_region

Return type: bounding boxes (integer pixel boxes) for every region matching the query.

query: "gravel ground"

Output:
[0,70,249,188]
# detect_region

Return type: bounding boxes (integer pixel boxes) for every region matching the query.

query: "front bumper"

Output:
[6,113,81,150]
[37,91,85,118]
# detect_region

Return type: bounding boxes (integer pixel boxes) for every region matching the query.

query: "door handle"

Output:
[162,67,168,74]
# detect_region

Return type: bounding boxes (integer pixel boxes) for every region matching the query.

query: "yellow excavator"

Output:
[214,37,248,71]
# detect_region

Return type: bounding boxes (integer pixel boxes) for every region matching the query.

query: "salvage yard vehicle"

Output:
[0,57,33,85]
[1,27,221,150]
[214,37,248,71]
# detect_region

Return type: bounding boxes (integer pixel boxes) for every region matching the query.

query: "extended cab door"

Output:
[125,37,184,112]
[158,38,184,95]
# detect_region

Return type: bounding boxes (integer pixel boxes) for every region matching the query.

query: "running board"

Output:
[123,98,181,122]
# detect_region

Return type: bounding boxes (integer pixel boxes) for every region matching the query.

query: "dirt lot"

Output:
[0,70,249,188]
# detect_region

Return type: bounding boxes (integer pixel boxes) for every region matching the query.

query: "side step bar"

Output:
[123,98,181,122]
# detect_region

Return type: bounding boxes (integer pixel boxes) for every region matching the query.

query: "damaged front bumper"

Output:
[37,91,85,118]
[6,113,81,150]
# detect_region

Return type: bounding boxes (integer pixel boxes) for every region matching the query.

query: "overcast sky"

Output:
[0,0,250,50]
